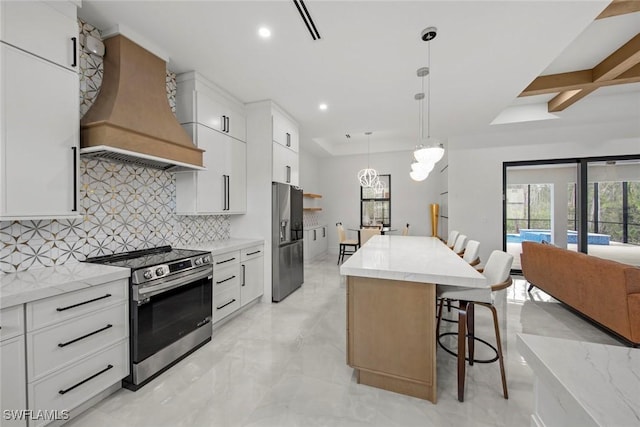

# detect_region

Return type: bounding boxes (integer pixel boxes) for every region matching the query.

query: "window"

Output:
[360,174,391,227]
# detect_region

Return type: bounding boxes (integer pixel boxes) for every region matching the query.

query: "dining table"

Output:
[339,235,487,403]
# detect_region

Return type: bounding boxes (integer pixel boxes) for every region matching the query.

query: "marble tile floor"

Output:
[66,253,622,427]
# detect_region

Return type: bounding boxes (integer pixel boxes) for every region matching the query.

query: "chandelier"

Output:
[358,131,379,187]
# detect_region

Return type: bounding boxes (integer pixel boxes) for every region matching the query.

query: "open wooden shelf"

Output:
[303,193,322,199]
[303,207,322,211]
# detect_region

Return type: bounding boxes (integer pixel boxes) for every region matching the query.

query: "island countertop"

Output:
[339,235,486,287]
[517,333,640,427]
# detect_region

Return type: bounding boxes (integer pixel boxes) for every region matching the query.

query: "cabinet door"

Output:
[1,336,27,427]
[272,110,299,152]
[1,44,79,218]
[241,256,264,306]
[227,138,246,213]
[195,91,226,133]
[0,0,78,71]
[272,143,299,186]
[227,105,246,142]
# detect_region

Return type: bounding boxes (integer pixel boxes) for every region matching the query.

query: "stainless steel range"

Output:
[86,246,213,390]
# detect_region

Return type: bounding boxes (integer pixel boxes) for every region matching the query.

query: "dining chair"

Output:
[444,230,460,248]
[435,250,514,402]
[462,240,481,266]
[336,222,359,264]
[359,227,381,246]
[402,223,410,236]
[452,234,468,256]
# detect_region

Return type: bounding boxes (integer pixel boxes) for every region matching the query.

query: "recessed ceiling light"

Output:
[319,103,328,111]
[258,27,271,39]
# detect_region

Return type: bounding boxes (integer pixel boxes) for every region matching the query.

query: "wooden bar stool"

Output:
[435,250,514,402]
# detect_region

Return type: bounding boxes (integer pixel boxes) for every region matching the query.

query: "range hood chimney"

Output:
[80,34,204,170]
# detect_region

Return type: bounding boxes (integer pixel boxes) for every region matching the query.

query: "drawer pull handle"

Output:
[56,294,112,312]
[246,250,261,256]
[216,299,236,310]
[241,265,246,287]
[58,364,113,395]
[216,275,236,285]
[58,324,113,348]
[216,258,236,265]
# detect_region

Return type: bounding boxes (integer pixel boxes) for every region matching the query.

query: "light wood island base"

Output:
[346,276,437,403]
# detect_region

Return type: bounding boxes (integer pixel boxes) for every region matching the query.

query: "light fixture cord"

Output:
[427,39,431,139]
[420,70,425,140]
[367,133,371,168]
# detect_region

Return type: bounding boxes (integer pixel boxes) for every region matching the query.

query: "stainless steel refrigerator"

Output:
[272,182,304,302]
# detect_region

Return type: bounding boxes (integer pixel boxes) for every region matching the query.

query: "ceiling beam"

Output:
[593,33,640,81]
[519,32,640,111]
[596,0,640,20]
[548,88,597,112]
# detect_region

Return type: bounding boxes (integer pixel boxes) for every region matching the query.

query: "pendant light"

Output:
[410,92,432,182]
[358,131,379,187]
[413,27,444,167]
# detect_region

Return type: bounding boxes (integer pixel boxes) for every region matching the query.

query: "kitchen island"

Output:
[339,235,486,403]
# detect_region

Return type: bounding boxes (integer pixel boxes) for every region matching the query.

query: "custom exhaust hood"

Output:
[80,34,204,171]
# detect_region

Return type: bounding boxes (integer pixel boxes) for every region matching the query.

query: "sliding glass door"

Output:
[586,160,640,265]
[505,162,578,270]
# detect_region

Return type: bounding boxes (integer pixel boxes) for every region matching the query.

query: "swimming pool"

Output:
[507,230,611,245]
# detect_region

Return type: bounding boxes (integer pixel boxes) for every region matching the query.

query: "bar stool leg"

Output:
[487,304,508,399]
[436,297,445,337]
[467,303,475,366]
[457,300,468,402]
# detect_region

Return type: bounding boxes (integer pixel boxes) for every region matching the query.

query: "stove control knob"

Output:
[194,257,203,265]
[156,267,165,276]
[143,270,153,280]
[202,256,210,264]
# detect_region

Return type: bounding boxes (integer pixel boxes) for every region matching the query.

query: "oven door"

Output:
[131,266,213,363]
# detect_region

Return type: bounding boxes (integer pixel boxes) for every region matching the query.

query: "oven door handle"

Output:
[135,267,213,300]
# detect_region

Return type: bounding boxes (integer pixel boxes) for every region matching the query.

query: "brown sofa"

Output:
[521,241,640,346]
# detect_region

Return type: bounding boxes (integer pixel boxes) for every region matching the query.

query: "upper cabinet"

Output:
[271,107,300,186]
[0,1,79,220]
[176,71,246,143]
[0,0,79,72]
[175,72,247,215]
[272,109,299,153]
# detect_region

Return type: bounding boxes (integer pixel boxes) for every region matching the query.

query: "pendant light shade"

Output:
[414,139,444,164]
[358,132,379,187]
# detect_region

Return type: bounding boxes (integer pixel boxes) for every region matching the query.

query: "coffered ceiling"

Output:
[78,1,638,157]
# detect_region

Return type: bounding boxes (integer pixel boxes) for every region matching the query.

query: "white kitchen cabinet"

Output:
[0,8,79,219]
[272,109,299,153]
[1,305,27,427]
[176,72,246,143]
[0,0,79,72]
[273,142,299,186]
[175,124,246,214]
[240,245,264,306]
[25,280,129,426]
[303,225,328,261]
[212,250,241,323]
[175,72,247,215]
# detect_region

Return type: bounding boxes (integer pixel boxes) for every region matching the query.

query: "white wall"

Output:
[319,150,442,254]
[449,122,640,265]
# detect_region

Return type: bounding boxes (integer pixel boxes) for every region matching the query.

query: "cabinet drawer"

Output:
[213,265,239,296]
[213,286,240,323]
[27,303,128,381]
[241,245,264,262]
[28,340,128,427]
[212,250,240,268]
[26,280,127,331]
[0,304,24,341]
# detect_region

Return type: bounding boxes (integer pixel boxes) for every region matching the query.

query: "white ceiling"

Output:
[77,1,638,157]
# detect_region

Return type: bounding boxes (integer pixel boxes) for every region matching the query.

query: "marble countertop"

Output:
[0,263,130,309]
[339,235,486,287]
[517,333,640,426]
[185,238,264,255]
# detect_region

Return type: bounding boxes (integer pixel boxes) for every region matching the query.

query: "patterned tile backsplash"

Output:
[0,19,230,274]
[0,159,230,273]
